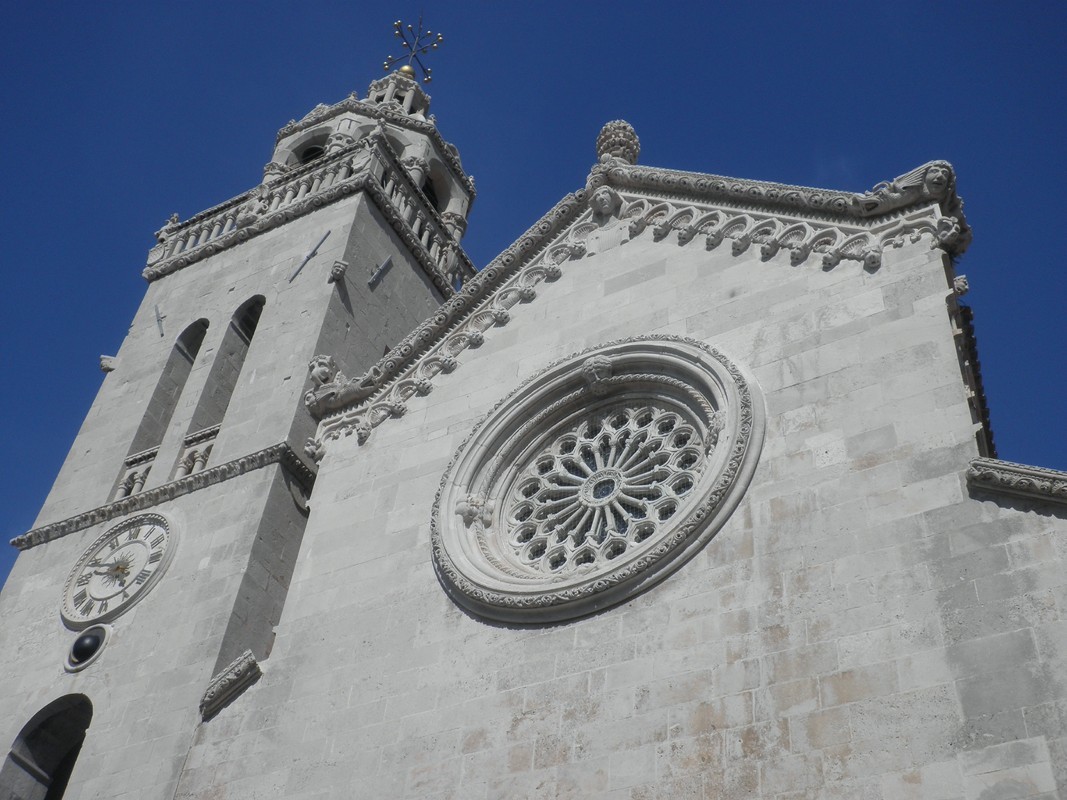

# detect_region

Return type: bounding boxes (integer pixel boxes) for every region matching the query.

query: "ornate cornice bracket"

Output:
[200,650,262,720]
[967,457,1067,506]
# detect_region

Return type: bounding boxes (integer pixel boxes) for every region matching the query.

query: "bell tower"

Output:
[0,63,475,798]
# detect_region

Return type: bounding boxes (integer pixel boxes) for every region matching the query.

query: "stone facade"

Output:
[1,75,1065,800]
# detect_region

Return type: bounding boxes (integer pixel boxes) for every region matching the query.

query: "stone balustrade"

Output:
[145,132,475,293]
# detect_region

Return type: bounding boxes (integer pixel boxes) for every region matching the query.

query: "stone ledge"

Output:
[200,650,262,720]
[11,443,316,551]
[967,457,1067,506]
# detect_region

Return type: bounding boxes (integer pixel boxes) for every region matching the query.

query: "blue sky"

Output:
[1,2,1065,590]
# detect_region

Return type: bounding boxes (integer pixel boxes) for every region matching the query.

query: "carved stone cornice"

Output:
[274,94,473,195]
[967,457,1067,506]
[143,136,475,294]
[592,157,970,255]
[199,650,261,720]
[11,443,316,551]
[310,160,971,448]
[308,191,588,442]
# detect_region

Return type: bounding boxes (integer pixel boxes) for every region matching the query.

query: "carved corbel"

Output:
[581,355,614,396]
[99,355,117,373]
[327,259,348,284]
[953,275,970,297]
[304,437,326,464]
[200,650,262,720]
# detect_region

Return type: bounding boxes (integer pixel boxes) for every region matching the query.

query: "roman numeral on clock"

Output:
[148,550,163,564]
[76,574,91,587]
[151,532,165,549]
[134,569,152,585]
[73,589,87,606]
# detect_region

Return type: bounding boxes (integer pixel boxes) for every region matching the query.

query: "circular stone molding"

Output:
[431,336,765,622]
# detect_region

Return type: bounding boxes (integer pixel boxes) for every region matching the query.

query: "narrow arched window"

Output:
[0,694,92,800]
[114,320,208,499]
[175,297,265,477]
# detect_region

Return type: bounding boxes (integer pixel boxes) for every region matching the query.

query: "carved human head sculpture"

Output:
[923,163,951,197]
[590,186,623,222]
[308,354,339,386]
[581,355,614,394]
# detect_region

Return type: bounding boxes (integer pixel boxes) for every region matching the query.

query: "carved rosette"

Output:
[431,336,765,623]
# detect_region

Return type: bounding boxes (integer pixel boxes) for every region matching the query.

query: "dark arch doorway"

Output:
[0,695,92,800]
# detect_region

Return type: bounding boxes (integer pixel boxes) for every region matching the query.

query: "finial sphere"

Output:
[596,120,640,165]
[398,64,417,79]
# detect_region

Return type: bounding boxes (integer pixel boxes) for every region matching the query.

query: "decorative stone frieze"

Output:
[11,443,315,551]
[309,191,588,439]
[967,457,1067,506]
[591,156,970,254]
[430,336,765,622]
[199,650,262,720]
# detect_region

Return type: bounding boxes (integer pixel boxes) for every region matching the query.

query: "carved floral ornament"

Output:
[430,336,765,623]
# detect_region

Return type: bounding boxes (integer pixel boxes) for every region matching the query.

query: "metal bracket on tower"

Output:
[368,256,393,287]
[289,230,332,283]
[154,305,166,337]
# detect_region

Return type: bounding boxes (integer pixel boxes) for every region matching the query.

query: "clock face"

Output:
[61,514,176,629]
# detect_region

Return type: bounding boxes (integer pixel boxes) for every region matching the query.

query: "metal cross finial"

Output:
[382,16,443,83]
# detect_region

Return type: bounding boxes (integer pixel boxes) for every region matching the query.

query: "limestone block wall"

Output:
[171,230,1063,798]
[0,466,301,800]
[32,192,442,530]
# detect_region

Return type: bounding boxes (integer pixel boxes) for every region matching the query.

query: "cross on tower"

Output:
[382,16,443,83]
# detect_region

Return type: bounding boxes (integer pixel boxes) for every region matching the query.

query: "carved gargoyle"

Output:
[303,354,385,418]
[851,161,954,216]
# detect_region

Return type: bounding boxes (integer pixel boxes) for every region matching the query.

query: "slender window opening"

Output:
[175,297,265,477]
[0,694,93,800]
[113,320,208,498]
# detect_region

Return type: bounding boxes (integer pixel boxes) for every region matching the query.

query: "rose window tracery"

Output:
[505,403,707,575]
[431,336,765,623]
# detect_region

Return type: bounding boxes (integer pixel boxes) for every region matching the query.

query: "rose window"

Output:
[432,337,764,623]
[505,404,706,575]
